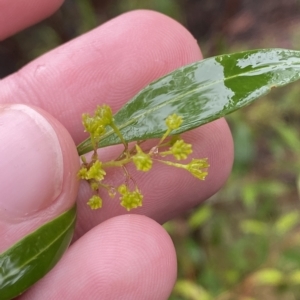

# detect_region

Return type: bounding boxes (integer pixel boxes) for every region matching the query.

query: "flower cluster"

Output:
[132,145,153,171]
[166,114,183,130]
[187,158,209,180]
[118,184,143,211]
[78,160,106,181]
[78,105,209,211]
[82,105,113,148]
[161,139,193,160]
[87,195,102,210]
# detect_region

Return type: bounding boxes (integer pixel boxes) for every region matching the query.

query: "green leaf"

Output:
[77,48,300,155]
[188,205,212,229]
[252,268,283,286]
[173,279,213,300]
[0,206,76,300]
[240,219,268,236]
[275,211,300,236]
[297,173,300,200]
[288,270,300,285]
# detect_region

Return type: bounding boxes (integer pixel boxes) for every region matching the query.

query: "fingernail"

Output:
[0,104,63,218]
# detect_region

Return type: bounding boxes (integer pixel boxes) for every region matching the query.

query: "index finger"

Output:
[0,0,64,40]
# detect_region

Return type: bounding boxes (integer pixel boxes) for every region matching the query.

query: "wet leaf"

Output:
[0,206,76,300]
[77,48,300,155]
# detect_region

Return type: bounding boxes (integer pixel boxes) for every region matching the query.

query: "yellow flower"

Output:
[118,184,143,211]
[90,181,100,191]
[77,167,88,179]
[132,145,153,172]
[118,184,127,195]
[95,105,113,126]
[156,157,209,180]
[82,104,113,140]
[170,139,193,160]
[82,113,105,139]
[87,195,102,210]
[86,160,106,181]
[165,114,183,130]
[187,158,209,180]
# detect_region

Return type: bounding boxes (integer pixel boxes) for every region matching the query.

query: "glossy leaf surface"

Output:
[77,48,300,155]
[0,206,76,300]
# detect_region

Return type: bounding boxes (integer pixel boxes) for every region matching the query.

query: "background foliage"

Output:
[1,0,300,299]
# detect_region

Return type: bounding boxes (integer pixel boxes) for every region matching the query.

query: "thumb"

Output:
[0,104,79,298]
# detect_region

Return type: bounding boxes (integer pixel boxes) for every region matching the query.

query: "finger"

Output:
[0,103,79,253]
[0,10,202,144]
[0,0,64,40]
[20,215,177,300]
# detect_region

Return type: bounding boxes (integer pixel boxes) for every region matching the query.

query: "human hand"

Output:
[0,2,233,299]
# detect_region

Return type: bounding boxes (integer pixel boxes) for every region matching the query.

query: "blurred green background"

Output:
[1,1,300,299]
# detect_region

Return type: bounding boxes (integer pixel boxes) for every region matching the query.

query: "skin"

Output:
[0,2,233,300]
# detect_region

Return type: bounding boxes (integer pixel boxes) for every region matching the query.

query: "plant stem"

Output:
[110,122,128,152]
[102,157,131,168]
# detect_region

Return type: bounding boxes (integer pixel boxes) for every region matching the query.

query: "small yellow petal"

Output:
[187,158,209,180]
[87,195,102,210]
[90,181,99,191]
[118,185,143,211]
[170,139,193,160]
[118,184,128,195]
[132,145,153,172]
[95,105,113,126]
[86,160,106,181]
[77,167,88,179]
[165,114,183,130]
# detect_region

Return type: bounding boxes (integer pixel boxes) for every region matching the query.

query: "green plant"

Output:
[76,48,300,211]
[2,48,300,299]
[77,105,208,210]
